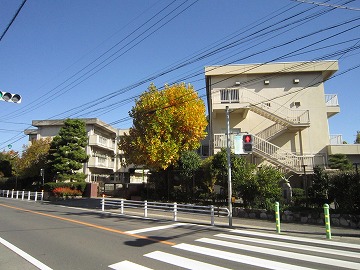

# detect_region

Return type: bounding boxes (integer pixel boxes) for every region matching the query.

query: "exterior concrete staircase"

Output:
[240,90,313,173]
[253,135,314,174]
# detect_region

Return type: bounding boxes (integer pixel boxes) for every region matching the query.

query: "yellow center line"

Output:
[0,203,175,246]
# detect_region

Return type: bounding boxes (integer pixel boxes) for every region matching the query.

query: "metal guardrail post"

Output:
[21,191,24,200]
[144,200,148,217]
[324,204,332,239]
[120,199,124,214]
[16,191,19,199]
[101,195,105,211]
[275,202,281,234]
[11,189,14,198]
[41,190,44,201]
[35,191,38,202]
[7,190,9,197]
[210,205,215,226]
[28,191,31,200]
[173,202,177,222]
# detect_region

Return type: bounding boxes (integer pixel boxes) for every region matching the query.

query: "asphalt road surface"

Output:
[0,198,359,270]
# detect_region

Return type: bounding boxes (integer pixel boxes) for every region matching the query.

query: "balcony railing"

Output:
[89,135,116,151]
[88,156,114,169]
[325,94,339,107]
[329,134,343,145]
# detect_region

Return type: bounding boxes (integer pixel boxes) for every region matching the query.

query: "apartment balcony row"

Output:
[88,156,115,170]
[88,134,116,152]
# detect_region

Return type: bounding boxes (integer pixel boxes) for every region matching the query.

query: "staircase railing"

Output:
[239,89,310,124]
[253,135,314,173]
[256,123,287,140]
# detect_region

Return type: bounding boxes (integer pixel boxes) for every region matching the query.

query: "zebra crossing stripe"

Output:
[108,260,153,270]
[174,243,316,270]
[145,251,231,270]
[231,229,360,250]
[216,233,360,259]
[125,223,187,235]
[197,238,360,270]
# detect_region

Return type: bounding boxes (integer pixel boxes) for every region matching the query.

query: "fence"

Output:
[0,189,44,202]
[101,197,230,226]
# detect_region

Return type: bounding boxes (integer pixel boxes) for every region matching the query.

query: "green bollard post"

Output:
[275,202,281,234]
[323,204,331,239]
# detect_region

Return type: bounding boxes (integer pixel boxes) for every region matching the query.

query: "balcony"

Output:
[328,134,360,156]
[88,156,115,170]
[89,135,116,152]
[325,94,340,118]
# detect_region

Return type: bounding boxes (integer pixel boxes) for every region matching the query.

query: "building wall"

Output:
[206,61,340,172]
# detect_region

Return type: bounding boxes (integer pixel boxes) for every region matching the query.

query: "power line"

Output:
[290,0,360,11]
[0,0,27,42]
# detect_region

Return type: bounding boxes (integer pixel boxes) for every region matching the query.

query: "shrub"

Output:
[44,182,86,193]
[52,187,82,197]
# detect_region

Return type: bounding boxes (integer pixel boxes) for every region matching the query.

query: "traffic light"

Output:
[243,134,253,153]
[0,90,22,103]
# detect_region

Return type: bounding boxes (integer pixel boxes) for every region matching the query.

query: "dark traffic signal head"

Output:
[0,91,22,103]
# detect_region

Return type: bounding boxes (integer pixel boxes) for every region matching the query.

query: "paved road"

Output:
[0,197,359,269]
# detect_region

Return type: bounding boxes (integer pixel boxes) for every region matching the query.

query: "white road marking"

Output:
[125,222,187,234]
[145,251,231,270]
[197,238,360,269]
[216,233,360,259]
[0,236,53,270]
[231,229,360,250]
[108,260,153,270]
[174,243,317,270]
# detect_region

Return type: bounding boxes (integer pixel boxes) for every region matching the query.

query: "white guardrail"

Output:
[1,189,44,202]
[101,197,230,226]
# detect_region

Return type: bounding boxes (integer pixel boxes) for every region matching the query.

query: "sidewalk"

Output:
[45,198,360,244]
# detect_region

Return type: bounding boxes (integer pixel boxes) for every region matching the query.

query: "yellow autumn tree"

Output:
[119,83,207,170]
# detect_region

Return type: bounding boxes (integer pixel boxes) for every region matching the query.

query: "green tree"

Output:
[48,119,88,181]
[0,150,19,178]
[177,151,202,201]
[355,131,360,144]
[253,166,283,209]
[119,83,207,170]
[308,166,329,207]
[210,149,283,209]
[18,138,51,179]
[329,171,360,213]
[328,154,352,171]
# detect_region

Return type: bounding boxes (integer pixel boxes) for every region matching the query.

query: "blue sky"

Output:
[0,0,359,152]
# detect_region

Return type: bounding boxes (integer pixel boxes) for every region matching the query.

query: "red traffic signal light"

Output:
[243,134,252,143]
[242,134,253,153]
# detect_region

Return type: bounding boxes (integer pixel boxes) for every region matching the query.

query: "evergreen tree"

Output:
[48,119,89,181]
[328,154,352,171]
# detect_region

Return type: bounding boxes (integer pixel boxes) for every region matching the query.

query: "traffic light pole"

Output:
[226,106,233,227]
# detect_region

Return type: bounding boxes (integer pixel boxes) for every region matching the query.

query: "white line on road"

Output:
[0,236,52,270]
[216,233,360,259]
[125,222,187,235]
[145,251,231,270]
[108,260,153,270]
[174,243,317,270]
[197,238,360,269]
[231,229,360,250]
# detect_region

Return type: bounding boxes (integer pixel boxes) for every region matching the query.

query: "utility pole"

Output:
[226,106,233,227]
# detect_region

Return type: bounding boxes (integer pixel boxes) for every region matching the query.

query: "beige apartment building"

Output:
[205,60,360,177]
[24,118,147,195]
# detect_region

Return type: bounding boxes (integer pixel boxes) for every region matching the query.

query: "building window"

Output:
[220,89,239,103]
